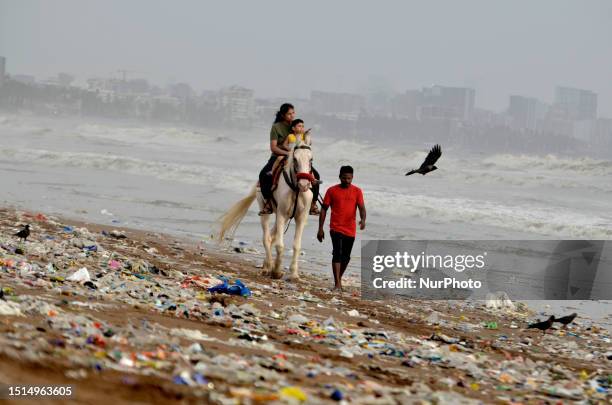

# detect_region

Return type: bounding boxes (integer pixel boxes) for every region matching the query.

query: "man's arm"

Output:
[358,202,366,230]
[317,204,328,242]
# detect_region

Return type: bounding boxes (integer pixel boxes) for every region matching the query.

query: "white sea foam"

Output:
[0,147,253,192]
[483,153,612,175]
[315,139,612,192]
[365,189,612,239]
[70,123,219,149]
[316,139,426,173]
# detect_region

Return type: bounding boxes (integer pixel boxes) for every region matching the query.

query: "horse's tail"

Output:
[217,184,258,242]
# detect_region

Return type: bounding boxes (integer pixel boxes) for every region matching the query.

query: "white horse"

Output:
[218,135,314,281]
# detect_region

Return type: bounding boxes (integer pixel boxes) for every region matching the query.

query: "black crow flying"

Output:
[527,315,555,334]
[406,144,442,176]
[553,312,577,328]
[14,224,30,242]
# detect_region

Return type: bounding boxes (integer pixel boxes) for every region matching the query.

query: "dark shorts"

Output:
[330,230,355,264]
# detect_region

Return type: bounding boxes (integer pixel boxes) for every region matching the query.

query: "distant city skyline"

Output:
[1,60,606,123]
[1,0,611,115]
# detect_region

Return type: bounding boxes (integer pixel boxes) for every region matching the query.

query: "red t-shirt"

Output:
[322,184,364,238]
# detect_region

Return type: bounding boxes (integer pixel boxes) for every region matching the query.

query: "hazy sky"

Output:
[1,0,611,115]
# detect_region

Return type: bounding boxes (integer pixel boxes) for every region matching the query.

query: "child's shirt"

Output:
[283,133,305,149]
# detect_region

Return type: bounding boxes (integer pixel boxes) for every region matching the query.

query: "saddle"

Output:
[257,154,315,192]
[270,156,288,192]
[256,156,288,190]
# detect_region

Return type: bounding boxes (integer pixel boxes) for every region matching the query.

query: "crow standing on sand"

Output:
[527,315,555,334]
[405,144,442,176]
[14,224,30,242]
[554,312,577,328]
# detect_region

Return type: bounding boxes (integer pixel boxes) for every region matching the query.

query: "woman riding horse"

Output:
[218,130,316,280]
[258,103,320,215]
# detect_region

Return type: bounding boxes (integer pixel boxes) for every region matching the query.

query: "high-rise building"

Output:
[508,95,547,131]
[554,86,597,120]
[419,85,475,121]
[569,118,612,143]
[391,90,421,120]
[219,85,255,123]
[0,56,6,87]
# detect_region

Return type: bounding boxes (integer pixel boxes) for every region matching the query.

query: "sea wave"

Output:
[0,147,253,192]
[365,189,612,239]
[0,115,52,134]
[70,123,219,148]
[314,140,612,192]
[316,139,426,172]
[483,154,612,175]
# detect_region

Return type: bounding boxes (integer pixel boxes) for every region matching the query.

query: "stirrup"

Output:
[259,201,273,216]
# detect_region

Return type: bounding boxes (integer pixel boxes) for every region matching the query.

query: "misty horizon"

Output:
[1,0,611,115]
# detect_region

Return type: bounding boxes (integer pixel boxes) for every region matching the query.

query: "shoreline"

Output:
[0,206,610,403]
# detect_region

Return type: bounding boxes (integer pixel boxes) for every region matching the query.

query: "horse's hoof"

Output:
[261,268,270,276]
[287,274,301,283]
[271,270,284,279]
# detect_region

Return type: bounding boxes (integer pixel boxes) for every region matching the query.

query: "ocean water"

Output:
[1,114,610,328]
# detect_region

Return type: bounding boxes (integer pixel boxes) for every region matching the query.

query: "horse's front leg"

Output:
[288,209,308,282]
[271,213,286,279]
[260,214,272,276]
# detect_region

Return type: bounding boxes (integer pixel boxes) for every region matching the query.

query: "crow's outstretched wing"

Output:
[555,313,577,324]
[421,144,442,168]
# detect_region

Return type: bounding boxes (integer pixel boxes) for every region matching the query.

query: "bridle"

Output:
[282,144,314,220]
[283,144,314,191]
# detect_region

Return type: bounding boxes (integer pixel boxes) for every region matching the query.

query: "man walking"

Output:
[317,166,366,291]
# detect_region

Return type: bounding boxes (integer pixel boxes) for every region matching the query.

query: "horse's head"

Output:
[292,137,314,193]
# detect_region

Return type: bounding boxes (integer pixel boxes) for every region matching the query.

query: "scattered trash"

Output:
[169,328,213,341]
[288,313,309,324]
[207,277,251,297]
[67,267,91,282]
[485,291,515,310]
[430,333,460,344]
[109,230,126,239]
[0,300,22,316]
[280,386,307,402]
[425,312,440,325]
[347,309,361,317]
[0,209,609,404]
[330,389,343,401]
[484,321,498,329]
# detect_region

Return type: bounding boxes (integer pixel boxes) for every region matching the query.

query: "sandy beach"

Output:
[0,206,609,404]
